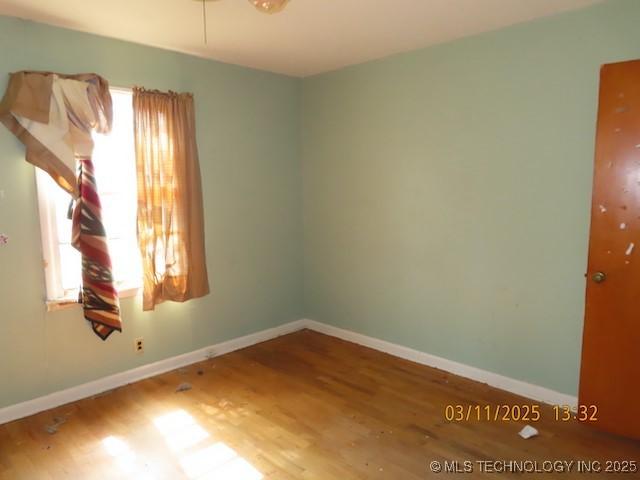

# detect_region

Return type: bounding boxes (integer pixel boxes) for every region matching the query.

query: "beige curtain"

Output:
[133,88,210,311]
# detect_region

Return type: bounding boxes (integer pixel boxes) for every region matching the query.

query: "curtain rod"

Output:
[109,86,133,93]
[110,86,193,97]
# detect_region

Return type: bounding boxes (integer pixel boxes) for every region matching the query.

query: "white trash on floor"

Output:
[518,425,539,439]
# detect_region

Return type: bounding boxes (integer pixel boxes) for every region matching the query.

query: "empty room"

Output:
[0,0,639,478]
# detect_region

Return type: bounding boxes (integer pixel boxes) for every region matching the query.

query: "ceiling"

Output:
[0,0,603,77]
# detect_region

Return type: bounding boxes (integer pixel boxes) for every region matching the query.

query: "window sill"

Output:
[46,286,141,312]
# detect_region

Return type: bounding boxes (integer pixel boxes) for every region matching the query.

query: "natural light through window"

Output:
[179,443,263,480]
[102,436,155,480]
[154,410,263,480]
[36,88,141,303]
[153,410,210,452]
[102,436,138,474]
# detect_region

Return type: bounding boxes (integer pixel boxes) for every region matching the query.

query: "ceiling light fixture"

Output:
[195,0,291,45]
[249,0,291,14]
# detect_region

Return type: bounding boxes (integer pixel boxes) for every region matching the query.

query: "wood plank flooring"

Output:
[0,329,638,479]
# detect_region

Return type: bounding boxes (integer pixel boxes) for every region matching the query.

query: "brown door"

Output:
[580,60,640,440]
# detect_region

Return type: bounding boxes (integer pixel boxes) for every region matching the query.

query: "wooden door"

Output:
[580,60,640,440]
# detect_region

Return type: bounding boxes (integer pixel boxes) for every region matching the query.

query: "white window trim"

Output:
[35,171,141,312]
[35,86,141,311]
[35,168,65,303]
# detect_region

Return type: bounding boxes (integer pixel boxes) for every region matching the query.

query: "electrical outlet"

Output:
[135,337,144,354]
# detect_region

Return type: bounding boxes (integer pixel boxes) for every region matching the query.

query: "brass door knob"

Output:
[592,271,606,283]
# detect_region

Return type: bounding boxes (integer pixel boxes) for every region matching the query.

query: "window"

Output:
[36,88,142,305]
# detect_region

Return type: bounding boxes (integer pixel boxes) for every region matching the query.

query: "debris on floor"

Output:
[197,369,204,376]
[518,425,539,439]
[45,416,67,435]
[176,382,193,392]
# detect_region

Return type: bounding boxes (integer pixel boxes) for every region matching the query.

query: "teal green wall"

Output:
[2,0,639,409]
[300,0,640,396]
[0,16,303,408]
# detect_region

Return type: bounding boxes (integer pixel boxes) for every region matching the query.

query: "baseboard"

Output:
[302,319,578,408]
[0,317,577,425]
[0,319,307,425]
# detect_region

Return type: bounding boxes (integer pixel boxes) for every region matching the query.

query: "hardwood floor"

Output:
[0,329,638,479]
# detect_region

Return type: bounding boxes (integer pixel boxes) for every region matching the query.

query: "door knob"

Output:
[592,271,606,283]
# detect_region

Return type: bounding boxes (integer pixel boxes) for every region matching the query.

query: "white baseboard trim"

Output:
[0,319,307,425]
[302,319,578,408]
[0,317,576,425]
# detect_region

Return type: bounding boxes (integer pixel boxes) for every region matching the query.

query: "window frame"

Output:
[35,86,141,310]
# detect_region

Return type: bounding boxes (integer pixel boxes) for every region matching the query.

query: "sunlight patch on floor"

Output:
[101,409,262,479]
[153,410,210,452]
[102,436,155,480]
[154,409,263,480]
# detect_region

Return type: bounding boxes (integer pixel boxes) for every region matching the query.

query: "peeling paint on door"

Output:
[625,243,635,256]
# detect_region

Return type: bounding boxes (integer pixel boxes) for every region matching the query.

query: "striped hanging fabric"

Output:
[72,158,121,340]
